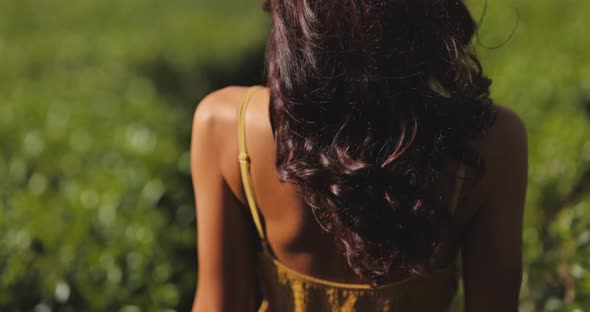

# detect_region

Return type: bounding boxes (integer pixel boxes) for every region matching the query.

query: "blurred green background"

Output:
[0,0,588,311]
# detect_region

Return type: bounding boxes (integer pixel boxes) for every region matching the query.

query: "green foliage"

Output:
[468,1,590,310]
[0,0,588,311]
[0,1,266,310]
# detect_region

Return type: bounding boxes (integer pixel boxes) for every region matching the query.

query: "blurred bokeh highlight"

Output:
[0,0,588,311]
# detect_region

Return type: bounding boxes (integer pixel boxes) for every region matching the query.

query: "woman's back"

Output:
[191,85,527,311]
[239,86,467,311]
[234,86,471,283]
[192,1,527,311]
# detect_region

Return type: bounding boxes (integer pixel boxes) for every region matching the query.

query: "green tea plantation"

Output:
[0,0,588,311]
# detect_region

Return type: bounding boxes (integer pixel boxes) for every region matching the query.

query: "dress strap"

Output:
[237,86,268,244]
[449,163,467,216]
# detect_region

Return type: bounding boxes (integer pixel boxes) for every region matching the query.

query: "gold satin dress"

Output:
[238,86,466,312]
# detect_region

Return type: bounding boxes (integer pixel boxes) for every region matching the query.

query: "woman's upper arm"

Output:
[190,91,256,312]
[462,108,528,312]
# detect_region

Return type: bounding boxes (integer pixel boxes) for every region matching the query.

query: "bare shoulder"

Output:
[460,103,528,311]
[192,86,250,134]
[191,86,250,176]
[475,103,528,199]
[480,103,528,164]
[191,86,270,202]
[487,104,527,146]
[191,86,252,153]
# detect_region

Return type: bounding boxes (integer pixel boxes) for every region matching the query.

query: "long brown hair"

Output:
[264,0,495,286]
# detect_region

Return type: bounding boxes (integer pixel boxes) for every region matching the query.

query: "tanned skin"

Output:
[191,86,528,312]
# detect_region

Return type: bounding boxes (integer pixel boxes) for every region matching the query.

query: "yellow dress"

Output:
[238,86,466,312]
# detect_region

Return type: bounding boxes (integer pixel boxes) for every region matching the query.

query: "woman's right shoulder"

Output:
[486,104,527,148]
[460,103,528,311]
[480,103,528,168]
[474,102,528,203]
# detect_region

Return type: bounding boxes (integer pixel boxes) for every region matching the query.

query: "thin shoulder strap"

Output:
[449,163,467,216]
[237,86,267,243]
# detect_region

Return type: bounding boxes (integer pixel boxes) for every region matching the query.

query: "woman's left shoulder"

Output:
[192,86,257,150]
[193,86,251,131]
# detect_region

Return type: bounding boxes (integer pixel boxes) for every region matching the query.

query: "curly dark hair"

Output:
[263,0,496,286]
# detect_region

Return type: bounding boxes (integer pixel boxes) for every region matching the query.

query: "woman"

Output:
[191,0,527,311]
